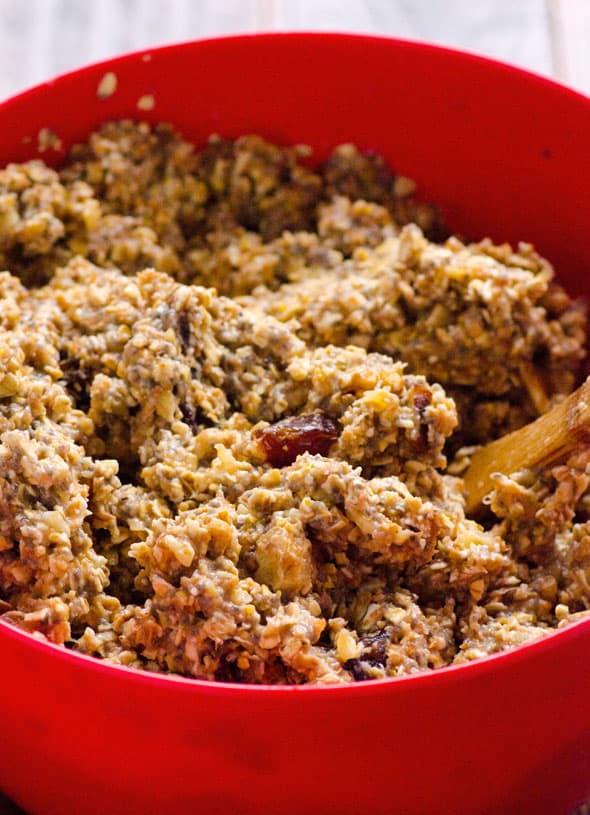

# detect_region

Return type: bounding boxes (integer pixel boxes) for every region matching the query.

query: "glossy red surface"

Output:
[0,33,589,815]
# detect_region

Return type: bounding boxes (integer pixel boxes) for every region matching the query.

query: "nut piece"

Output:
[469,578,485,601]
[97,72,118,100]
[37,127,62,152]
[137,94,155,111]
[335,629,361,662]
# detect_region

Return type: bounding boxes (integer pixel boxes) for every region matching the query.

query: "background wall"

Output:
[0,0,587,101]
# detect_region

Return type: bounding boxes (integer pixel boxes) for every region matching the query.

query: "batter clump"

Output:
[0,121,588,683]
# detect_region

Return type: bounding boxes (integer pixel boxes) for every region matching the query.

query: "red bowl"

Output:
[1,33,589,815]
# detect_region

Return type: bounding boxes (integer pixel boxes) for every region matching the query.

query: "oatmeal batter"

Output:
[0,121,588,683]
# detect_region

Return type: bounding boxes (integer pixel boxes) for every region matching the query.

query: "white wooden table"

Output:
[0,1,587,813]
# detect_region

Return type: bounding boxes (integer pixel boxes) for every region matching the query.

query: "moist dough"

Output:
[0,121,588,684]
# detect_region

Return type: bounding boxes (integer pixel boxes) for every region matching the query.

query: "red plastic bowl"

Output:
[1,33,589,815]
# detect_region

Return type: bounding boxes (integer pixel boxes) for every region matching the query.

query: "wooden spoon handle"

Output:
[463,376,590,514]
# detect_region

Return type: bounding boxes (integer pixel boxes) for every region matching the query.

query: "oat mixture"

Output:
[0,121,588,684]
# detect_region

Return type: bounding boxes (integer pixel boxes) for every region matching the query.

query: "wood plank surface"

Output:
[549,0,590,92]
[273,0,555,76]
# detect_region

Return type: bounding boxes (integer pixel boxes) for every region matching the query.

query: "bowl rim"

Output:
[1,31,589,697]
[0,30,588,115]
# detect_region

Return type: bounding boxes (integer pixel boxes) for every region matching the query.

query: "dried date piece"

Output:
[255,413,340,467]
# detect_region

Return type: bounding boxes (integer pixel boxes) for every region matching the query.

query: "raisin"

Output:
[59,356,91,412]
[177,310,191,351]
[360,630,389,667]
[343,658,371,682]
[413,384,432,416]
[180,402,215,433]
[255,413,340,467]
[412,384,432,451]
[343,632,390,681]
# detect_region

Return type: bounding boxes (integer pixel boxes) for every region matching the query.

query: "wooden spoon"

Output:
[463,376,590,515]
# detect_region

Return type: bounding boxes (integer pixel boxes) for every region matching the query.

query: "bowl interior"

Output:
[1,31,590,689]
